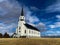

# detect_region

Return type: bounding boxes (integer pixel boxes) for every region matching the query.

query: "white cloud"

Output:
[45,0,60,13]
[0,0,40,24]
[55,22,60,27]
[30,6,40,11]
[0,0,21,34]
[0,23,17,34]
[46,31,55,33]
[0,0,21,16]
[38,22,45,26]
[49,25,55,28]
[56,15,60,19]
[28,16,39,23]
[45,3,60,13]
[46,31,60,36]
[48,15,60,29]
[0,7,7,15]
[25,7,40,24]
[36,22,46,32]
[49,22,60,28]
[0,0,5,2]
[8,32,13,36]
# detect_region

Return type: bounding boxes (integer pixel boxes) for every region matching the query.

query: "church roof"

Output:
[24,23,40,31]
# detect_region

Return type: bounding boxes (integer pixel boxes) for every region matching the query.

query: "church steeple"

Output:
[21,7,24,16]
[20,7,25,21]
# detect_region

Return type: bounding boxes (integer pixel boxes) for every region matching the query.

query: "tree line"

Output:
[0,32,12,38]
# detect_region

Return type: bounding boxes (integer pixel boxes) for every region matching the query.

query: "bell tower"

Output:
[15,7,26,37]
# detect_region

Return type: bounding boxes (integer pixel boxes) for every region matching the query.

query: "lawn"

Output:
[0,38,60,45]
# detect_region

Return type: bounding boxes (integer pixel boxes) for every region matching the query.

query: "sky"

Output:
[0,0,60,36]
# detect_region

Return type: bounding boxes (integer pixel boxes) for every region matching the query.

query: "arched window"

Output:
[19,27,21,30]
[25,30,26,33]
[19,31,20,32]
[32,31,33,34]
[29,30,30,33]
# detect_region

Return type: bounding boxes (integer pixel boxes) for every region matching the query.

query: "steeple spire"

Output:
[21,7,24,16]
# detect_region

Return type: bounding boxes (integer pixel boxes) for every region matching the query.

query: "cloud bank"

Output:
[0,0,41,35]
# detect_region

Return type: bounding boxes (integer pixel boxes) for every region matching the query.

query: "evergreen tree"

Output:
[3,32,10,38]
[0,33,3,38]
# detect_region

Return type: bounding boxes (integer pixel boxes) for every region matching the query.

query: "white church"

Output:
[13,8,40,38]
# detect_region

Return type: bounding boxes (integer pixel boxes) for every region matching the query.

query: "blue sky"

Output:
[0,0,60,36]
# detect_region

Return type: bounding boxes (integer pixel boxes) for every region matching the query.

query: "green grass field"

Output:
[0,38,60,45]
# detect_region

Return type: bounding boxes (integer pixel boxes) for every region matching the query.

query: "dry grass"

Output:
[0,38,60,45]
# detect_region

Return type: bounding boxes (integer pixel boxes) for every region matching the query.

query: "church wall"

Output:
[26,28,40,37]
[15,21,40,38]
